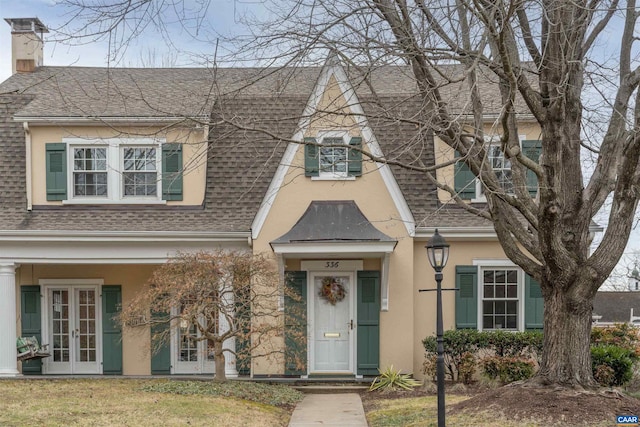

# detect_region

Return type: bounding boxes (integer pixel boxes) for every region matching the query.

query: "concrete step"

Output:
[292,384,370,394]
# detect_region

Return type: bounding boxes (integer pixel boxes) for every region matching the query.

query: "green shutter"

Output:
[357,271,380,375]
[150,311,171,375]
[284,271,307,376]
[522,140,542,197]
[348,137,363,177]
[20,286,42,374]
[304,137,319,177]
[162,143,183,201]
[525,274,544,330]
[454,151,476,199]
[46,143,67,201]
[455,266,478,329]
[102,286,123,375]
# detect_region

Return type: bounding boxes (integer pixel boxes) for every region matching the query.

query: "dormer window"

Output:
[454,138,541,201]
[45,138,183,203]
[303,132,362,180]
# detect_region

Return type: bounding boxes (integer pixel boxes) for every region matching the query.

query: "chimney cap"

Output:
[4,18,48,34]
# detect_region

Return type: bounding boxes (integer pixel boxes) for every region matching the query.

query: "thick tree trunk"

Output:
[213,340,227,382]
[534,281,597,389]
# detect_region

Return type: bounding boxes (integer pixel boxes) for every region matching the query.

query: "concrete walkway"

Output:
[288,393,368,426]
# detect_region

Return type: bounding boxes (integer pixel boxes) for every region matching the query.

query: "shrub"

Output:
[481,356,535,384]
[592,324,640,354]
[423,329,489,381]
[591,345,636,386]
[369,366,422,392]
[457,352,476,384]
[423,329,543,382]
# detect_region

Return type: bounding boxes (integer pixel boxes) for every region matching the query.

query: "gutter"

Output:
[0,230,251,242]
[13,115,210,126]
[23,121,32,211]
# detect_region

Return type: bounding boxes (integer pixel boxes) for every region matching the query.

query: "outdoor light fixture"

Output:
[426,229,450,271]
[425,228,450,427]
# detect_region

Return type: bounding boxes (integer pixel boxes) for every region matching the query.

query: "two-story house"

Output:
[0,17,548,379]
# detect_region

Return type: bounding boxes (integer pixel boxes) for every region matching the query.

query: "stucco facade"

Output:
[0,18,535,379]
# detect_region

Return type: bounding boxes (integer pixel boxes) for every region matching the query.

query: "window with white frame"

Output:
[73,147,108,197]
[65,138,163,202]
[481,268,520,330]
[122,147,158,197]
[319,135,348,177]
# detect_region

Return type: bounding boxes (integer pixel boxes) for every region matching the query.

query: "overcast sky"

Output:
[1,0,638,287]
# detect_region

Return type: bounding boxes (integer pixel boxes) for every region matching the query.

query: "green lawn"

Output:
[0,379,302,427]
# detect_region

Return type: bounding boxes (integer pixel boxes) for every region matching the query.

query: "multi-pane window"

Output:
[73,147,108,197]
[479,145,513,195]
[319,137,347,176]
[122,147,157,196]
[482,268,519,330]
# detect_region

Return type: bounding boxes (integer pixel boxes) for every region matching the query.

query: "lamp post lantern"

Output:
[425,229,449,427]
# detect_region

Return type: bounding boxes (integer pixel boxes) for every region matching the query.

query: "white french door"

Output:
[171,305,215,374]
[43,285,101,374]
[310,273,355,373]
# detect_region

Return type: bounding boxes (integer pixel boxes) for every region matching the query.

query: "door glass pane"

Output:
[51,290,70,362]
[76,289,97,363]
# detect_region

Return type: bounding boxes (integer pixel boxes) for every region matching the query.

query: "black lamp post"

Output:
[425,229,449,427]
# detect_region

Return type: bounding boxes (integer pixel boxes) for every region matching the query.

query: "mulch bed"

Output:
[361,382,640,426]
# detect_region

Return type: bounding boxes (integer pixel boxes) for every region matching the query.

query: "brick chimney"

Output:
[4,18,48,73]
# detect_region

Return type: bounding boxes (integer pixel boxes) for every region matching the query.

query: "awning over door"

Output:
[270,200,397,255]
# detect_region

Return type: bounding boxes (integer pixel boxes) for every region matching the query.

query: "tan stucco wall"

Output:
[15,263,156,375]
[412,239,508,378]
[252,74,415,375]
[29,125,207,205]
[435,122,542,203]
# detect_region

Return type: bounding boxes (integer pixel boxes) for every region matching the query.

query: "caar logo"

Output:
[617,415,639,426]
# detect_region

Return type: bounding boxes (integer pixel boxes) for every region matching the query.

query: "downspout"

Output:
[23,122,32,211]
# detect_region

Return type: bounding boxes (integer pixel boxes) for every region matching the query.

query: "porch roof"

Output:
[270,200,397,247]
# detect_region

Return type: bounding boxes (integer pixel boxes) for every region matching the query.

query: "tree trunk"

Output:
[213,340,227,382]
[534,279,597,389]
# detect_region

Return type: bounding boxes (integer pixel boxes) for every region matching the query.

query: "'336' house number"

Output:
[325,261,340,268]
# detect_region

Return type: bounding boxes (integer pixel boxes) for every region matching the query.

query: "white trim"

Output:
[0,230,250,241]
[39,278,104,285]
[272,241,396,255]
[301,260,364,271]
[24,122,33,211]
[251,55,416,239]
[15,116,209,125]
[381,253,390,312]
[1,239,249,265]
[415,227,497,240]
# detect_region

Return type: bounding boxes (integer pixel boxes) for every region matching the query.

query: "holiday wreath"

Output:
[319,277,347,305]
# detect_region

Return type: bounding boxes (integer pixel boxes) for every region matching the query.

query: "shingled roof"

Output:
[0,63,497,234]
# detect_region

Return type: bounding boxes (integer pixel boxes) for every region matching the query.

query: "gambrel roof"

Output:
[0,63,496,234]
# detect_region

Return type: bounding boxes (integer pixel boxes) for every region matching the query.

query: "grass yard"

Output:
[0,379,303,427]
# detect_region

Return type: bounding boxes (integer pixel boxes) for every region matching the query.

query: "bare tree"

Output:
[54,0,640,389]
[120,250,303,382]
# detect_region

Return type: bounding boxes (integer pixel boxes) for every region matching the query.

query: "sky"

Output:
[0,0,639,288]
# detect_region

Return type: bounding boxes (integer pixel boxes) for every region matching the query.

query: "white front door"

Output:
[311,273,354,373]
[44,286,101,374]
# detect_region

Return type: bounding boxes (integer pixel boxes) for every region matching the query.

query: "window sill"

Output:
[62,199,167,205]
[311,176,356,181]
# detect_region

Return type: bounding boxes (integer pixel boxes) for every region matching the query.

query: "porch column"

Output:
[0,263,19,376]
[220,288,238,378]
